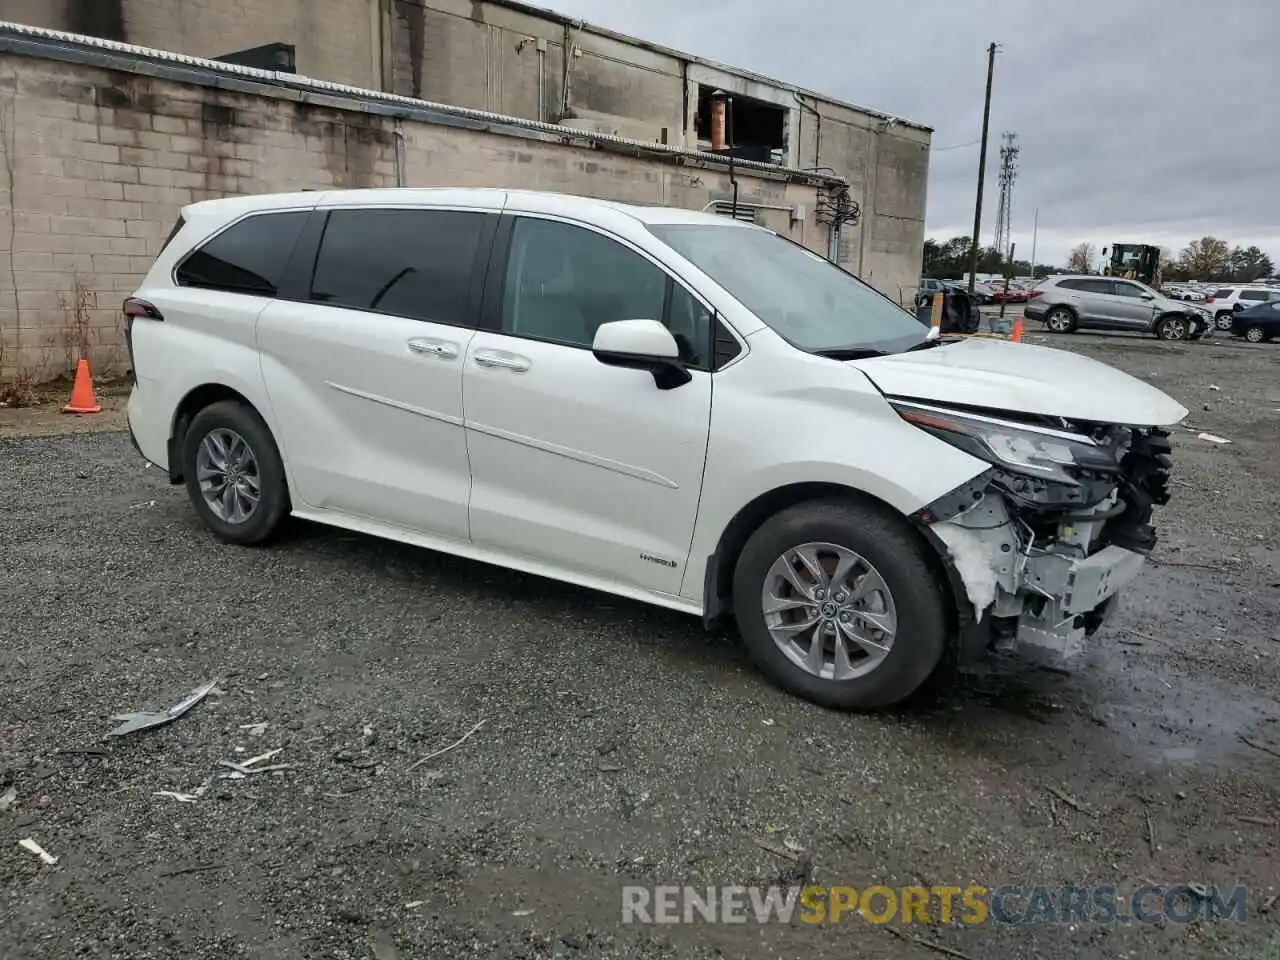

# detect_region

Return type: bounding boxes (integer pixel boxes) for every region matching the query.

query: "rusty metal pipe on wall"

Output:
[709,91,727,152]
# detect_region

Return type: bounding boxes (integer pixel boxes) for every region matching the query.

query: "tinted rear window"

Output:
[309,208,487,324]
[176,211,308,296]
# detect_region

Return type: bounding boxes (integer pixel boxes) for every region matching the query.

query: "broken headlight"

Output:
[891,401,1119,486]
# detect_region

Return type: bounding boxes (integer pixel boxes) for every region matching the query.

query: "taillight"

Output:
[123,297,163,378]
[1204,296,1214,304]
[1028,290,1043,299]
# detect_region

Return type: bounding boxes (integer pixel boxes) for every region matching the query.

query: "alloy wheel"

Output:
[1215,313,1234,330]
[760,542,897,682]
[1046,310,1071,332]
[196,428,261,524]
[1246,327,1265,343]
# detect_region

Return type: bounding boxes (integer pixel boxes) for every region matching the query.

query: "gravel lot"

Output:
[2,330,1279,959]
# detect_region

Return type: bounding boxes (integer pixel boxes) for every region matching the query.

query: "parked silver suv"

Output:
[1026,276,1212,341]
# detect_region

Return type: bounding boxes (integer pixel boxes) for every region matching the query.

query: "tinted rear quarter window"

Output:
[309,208,486,324]
[1213,289,1234,299]
[1057,279,1086,291]
[176,211,309,296]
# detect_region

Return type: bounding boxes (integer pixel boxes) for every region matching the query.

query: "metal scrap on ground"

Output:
[406,718,488,773]
[105,679,220,738]
[18,838,58,865]
[218,747,291,778]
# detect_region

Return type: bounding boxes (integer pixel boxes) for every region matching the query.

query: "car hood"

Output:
[849,338,1189,426]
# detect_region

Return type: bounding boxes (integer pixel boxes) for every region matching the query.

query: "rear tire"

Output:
[731,500,948,711]
[182,400,289,545]
[1044,307,1075,333]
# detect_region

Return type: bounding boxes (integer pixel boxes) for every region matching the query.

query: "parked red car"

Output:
[991,283,1030,304]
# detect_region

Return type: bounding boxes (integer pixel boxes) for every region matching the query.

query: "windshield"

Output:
[649,223,927,354]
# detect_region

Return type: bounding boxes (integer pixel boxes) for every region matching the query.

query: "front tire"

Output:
[731,500,948,710]
[1215,312,1234,331]
[1156,316,1188,340]
[182,401,289,545]
[1245,326,1267,343]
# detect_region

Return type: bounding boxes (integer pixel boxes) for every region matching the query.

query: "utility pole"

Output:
[967,42,998,293]
[1029,207,1039,280]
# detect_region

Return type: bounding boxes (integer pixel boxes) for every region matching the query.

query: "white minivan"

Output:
[125,189,1188,710]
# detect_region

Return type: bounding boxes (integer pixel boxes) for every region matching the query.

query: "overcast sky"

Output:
[541,0,1276,269]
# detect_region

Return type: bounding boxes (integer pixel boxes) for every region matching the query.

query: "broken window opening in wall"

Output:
[695,85,787,165]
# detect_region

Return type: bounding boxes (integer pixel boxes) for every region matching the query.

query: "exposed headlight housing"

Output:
[891,401,1119,486]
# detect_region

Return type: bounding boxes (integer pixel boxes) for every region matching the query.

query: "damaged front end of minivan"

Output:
[894,400,1174,669]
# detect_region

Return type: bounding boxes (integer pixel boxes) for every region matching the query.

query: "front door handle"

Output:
[473,350,531,373]
[408,338,458,360]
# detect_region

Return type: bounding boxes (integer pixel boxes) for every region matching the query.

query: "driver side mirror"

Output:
[1140,293,1155,301]
[591,319,692,390]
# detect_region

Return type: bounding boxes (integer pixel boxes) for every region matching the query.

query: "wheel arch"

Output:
[700,481,964,642]
[168,383,264,484]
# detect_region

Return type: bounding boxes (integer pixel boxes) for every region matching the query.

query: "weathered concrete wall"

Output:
[0,0,932,304]
[0,0,381,89]
[391,0,685,144]
[0,52,828,381]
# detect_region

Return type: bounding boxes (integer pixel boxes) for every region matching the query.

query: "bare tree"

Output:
[1067,242,1097,274]
[1179,236,1230,280]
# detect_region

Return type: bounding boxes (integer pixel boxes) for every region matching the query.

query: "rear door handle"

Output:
[473,350,531,373]
[408,338,458,360]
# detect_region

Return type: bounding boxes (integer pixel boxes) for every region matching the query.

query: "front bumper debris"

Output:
[919,425,1173,670]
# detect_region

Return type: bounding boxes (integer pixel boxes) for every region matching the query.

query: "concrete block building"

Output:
[0,0,930,380]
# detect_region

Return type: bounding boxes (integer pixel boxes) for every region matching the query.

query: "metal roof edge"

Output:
[0,21,850,187]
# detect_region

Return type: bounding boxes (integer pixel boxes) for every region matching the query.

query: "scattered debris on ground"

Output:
[17,838,57,865]
[105,679,220,738]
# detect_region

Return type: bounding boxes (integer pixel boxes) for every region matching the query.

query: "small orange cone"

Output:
[1011,317,1024,343]
[62,358,102,414]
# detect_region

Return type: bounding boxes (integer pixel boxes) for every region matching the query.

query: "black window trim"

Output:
[273,204,499,330]
[171,206,314,297]
[477,212,745,374]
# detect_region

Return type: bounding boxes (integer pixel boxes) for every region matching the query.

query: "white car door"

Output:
[256,204,497,542]
[462,215,715,596]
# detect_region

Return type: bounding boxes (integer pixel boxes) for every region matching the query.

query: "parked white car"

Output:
[1205,285,1280,330]
[125,189,1188,710]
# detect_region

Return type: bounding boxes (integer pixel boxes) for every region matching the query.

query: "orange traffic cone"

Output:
[62,358,102,414]
[1010,317,1024,343]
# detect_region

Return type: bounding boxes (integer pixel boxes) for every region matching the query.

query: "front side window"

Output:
[1079,279,1116,295]
[649,223,926,355]
[310,208,487,324]
[502,218,662,345]
[176,211,308,296]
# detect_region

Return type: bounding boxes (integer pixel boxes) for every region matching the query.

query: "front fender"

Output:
[679,361,991,606]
